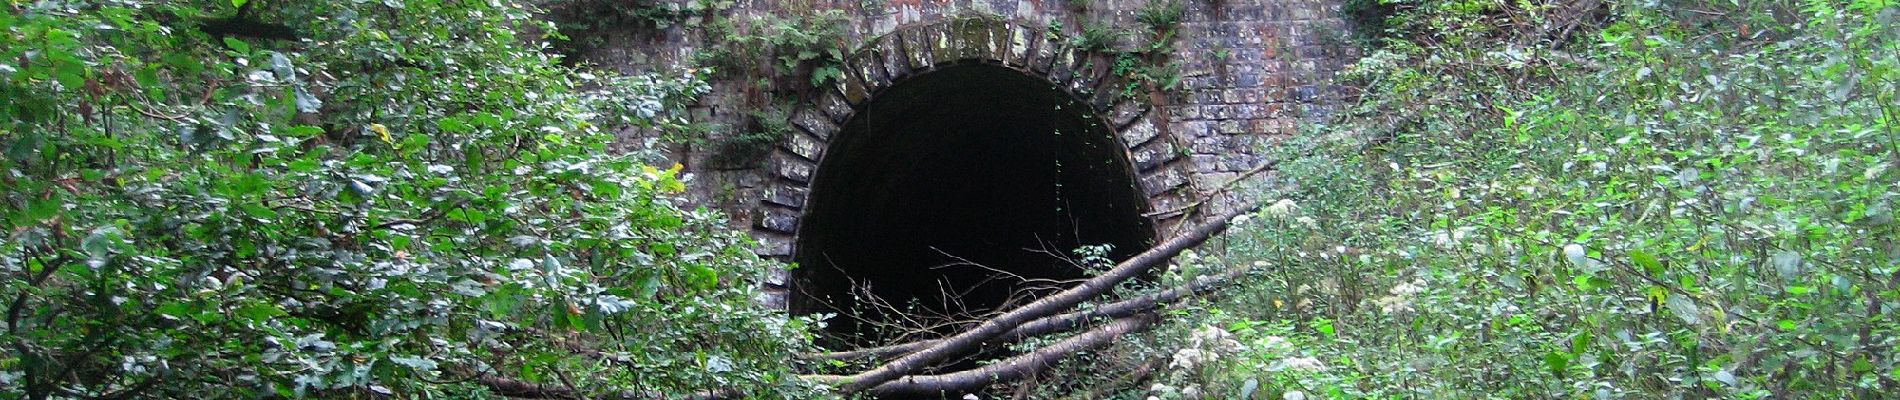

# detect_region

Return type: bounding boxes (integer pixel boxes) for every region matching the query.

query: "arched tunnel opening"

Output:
[791,64,1156,348]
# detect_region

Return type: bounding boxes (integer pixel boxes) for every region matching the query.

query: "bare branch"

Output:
[803,203,1259,393]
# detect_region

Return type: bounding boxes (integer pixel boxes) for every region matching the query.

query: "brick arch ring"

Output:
[747,16,1200,308]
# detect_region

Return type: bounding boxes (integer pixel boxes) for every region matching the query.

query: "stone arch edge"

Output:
[747,16,1199,309]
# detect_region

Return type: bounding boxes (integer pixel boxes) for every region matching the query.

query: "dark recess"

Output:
[791,64,1155,352]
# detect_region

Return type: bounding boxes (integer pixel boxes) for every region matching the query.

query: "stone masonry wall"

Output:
[568,0,1356,305]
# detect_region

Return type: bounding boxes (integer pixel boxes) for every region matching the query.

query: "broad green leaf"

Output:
[222,37,251,54]
[1629,249,1662,274]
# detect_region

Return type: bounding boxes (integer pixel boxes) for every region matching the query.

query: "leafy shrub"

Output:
[0,0,818,397]
[1041,0,1898,398]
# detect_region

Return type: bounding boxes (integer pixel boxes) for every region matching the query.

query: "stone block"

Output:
[816,92,853,123]
[1131,140,1179,172]
[791,108,838,140]
[1004,23,1035,69]
[1106,99,1148,129]
[763,185,808,209]
[771,153,815,183]
[852,49,893,94]
[1140,167,1189,197]
[783,130,824,161]
[1119,116,1160,148]
[903,27,938,73]
[756,207,800,233]
[876,34,914,81]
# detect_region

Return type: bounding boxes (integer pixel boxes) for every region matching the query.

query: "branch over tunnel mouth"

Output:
[790,64,1156,347]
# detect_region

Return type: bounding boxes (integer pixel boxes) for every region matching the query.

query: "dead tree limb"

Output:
[866,314,1158,396]
[803,203,1259,393]
[804,264,1254,362]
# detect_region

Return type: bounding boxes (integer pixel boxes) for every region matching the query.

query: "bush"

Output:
[0,1,818,397]
[1046,0,1898,398]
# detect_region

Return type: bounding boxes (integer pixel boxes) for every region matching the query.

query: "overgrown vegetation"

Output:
[1036,0,1900,398]
[1,1,819,398]
[545,0,848,168]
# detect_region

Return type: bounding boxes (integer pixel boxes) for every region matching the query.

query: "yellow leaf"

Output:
[369,123,392,144]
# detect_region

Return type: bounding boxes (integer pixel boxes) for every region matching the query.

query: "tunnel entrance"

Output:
[791,64,1155,347]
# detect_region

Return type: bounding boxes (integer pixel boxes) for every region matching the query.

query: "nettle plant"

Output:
[2,0,816,398]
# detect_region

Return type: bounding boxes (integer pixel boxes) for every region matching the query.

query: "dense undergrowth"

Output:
[1050,0,1897,398]
[2,1,817,398]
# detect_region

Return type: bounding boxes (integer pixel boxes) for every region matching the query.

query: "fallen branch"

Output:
[866,314,1158,396]
[804,264,1255,362]
[803,203,1259,393]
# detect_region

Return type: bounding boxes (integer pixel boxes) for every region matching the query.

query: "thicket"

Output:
[0,1,820,398]
[1028,0,1898,398]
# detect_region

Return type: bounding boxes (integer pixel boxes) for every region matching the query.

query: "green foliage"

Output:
[710,109,796,169]
[1049,0,1898,398]
[697,6,850,89]
[1072,21,1122,53]
[0,0,818,397]
[1136,0,1185,33]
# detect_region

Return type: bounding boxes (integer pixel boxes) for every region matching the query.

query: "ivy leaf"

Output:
[232,0,248,8]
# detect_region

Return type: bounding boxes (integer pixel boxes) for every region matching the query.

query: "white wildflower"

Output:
[1149,383,1177,395]
[1259,335,1290,351]
[1376,278,1427,314]
[1275,356,1326,371]
[1169,348,1211,370]
[1264,198,1300,217]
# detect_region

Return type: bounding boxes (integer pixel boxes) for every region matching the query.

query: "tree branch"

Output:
[866,314,1158,396]
[804,203,1259,393]
[804,263,1254,363]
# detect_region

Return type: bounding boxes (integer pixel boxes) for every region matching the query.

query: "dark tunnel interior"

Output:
[791,64,1155,348]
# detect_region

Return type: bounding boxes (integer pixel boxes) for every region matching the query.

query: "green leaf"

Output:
[1629,249,1662,274]
[235,303,286,321]
[1544,352,1570,376]
[1853,357,1875,373]
[686,264,718,290]
[222,37,251,54]
[1314,318,1336,337]
[232,0,249,8]
[24,195,62,222]
[239,203,278,220]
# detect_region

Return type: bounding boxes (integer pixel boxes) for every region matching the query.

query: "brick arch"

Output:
[749,16,1198,308]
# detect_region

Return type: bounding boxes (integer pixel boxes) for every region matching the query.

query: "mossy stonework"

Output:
[572,0,1355,310]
